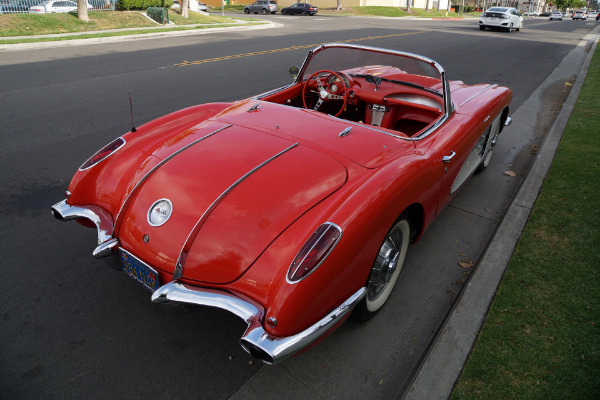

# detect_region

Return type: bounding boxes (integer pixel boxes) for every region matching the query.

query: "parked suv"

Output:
[244,0,277,14]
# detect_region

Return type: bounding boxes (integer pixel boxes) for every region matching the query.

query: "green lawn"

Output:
[0,10,236,38]
[451,49,600,399]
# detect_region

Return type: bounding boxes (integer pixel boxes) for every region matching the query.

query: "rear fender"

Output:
[66,103,232,215]
[235,157,439,338]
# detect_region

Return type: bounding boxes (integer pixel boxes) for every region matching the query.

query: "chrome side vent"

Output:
[248,104,261,113]
[339,127,352,137]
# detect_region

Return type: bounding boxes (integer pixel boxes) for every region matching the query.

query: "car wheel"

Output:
[302,10,306,15]
[479,25,485,30]
[506,23,513,32]
[476,117,502,173]
[261,8,267,14]
[244,8,249,13]
[354,215,411,321]
[281,9,286,14]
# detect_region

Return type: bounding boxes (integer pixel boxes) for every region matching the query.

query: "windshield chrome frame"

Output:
[294,43,453,141]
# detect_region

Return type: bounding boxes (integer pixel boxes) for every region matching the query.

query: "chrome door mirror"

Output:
[289,66,299,80]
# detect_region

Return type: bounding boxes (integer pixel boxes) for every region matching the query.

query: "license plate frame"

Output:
[120,249,160,292]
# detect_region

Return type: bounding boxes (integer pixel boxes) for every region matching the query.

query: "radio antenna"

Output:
[129,91,137,132]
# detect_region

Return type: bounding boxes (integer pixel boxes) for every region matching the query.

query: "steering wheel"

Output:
[301,70,349,117]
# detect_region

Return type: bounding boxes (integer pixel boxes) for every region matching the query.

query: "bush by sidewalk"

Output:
[451,48,600,399]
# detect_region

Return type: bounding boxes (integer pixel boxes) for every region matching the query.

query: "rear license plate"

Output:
[120,249,160,292]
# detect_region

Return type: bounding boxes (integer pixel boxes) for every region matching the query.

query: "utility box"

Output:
[147,7,169,24]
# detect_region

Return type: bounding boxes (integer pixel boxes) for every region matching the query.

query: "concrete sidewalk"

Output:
[0,18,281,51]
[403,25,600,400]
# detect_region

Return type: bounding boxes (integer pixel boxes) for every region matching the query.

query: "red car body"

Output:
[52,43,512,364]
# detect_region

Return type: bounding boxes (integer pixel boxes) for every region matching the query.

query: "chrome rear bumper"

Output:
[152,281,367,364]
[51,199,114,245]
[52,199,367,364]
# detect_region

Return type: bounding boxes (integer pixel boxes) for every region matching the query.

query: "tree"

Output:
[336,0,342,10]
[425,0,430,11]
[77,0,89,21]
[181,0,189,17]
[406,0,411,11]
[555,0,587,9]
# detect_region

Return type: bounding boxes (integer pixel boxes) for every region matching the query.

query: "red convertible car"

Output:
[52,43,512,364]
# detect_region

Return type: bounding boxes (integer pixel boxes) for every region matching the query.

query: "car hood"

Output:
[118,118,348,284]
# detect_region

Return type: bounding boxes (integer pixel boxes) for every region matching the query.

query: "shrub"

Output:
[117,0,174,10]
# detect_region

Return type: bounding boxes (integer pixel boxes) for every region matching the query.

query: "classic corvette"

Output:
[52,43,512,364]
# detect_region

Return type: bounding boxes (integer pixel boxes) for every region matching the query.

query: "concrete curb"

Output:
[0,20,281,51]
[402,26,600,400]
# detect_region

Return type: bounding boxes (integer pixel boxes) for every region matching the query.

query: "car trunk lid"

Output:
[117,121,347,284]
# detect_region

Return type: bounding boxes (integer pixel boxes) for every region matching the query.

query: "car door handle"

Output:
[442,151,456,164]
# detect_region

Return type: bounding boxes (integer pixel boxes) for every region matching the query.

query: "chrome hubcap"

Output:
[368,228,403,301]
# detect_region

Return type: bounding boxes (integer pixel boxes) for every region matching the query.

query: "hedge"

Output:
[117,0,174,10]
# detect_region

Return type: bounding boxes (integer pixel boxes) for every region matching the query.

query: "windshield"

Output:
[298,44,449,106]
[300,45,441,83]
[294,43,451,139]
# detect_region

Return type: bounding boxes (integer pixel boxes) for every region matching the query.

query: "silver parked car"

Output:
[29,0,92,12]
[244,0,277,14]
[479,7,523,32]
[572,10,587,20]
[549,11,563,20]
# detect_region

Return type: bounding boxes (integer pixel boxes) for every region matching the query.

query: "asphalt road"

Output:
[0,15,597,400]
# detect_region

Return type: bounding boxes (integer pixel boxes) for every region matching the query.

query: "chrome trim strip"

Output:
[286,222,343,284]
[51,200,113,245]
[151,280,366,364]
[338,127,352,137]
[93,237,119,259]
[342,120,412,141]
[458,84,498,107]
[253,83,296,100]
[114,124,232,232]
[247,103,261,112]
[297,43,443,84]
[174,142,300,279]
[241,287,366,364]
[79,136,126,171]
[152,281,260,322]
[297,43,451,142]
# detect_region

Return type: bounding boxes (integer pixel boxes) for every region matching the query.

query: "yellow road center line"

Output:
[175,31,429,67]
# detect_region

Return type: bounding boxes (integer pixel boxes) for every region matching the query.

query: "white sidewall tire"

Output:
[365,219,410,312]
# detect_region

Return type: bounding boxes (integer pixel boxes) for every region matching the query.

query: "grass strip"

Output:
[451,48,600,399]
[0,10,236,37]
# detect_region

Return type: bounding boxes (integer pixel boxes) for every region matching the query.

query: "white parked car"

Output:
[549,11,563,20]
[29,0,91,12]
[572,10,587,20]
[586,10,597,18]
[479,7,523,32]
